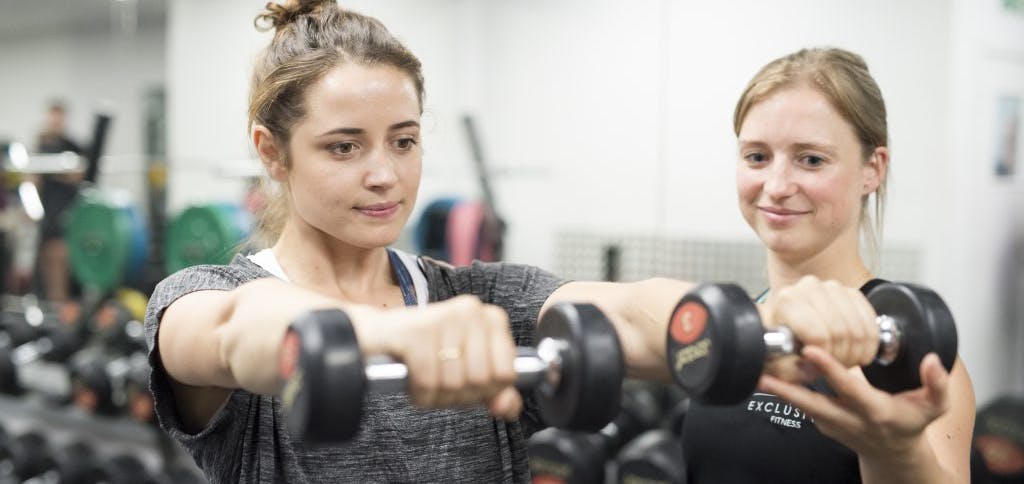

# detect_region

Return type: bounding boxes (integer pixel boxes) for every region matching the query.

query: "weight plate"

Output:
[666,283,765,405]
[414,197,460,262]
[536,302,624,432]
[863,283,958,393]
[165,203,251,273]
[66,193,148,292]
[281,309,366,444]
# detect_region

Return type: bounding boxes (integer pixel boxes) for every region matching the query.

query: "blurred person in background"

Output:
[34,99,84,302]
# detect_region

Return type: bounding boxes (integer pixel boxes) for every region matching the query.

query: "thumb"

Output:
[487,386,522,421]
[919,353,951,416]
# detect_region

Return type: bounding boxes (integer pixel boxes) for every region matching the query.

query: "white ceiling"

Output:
[0,0,166,40]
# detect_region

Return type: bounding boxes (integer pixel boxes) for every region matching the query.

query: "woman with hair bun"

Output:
[145,3,912,482]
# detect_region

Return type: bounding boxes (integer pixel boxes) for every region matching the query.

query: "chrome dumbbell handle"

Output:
[763,315,901,366]
[364,337,568,394]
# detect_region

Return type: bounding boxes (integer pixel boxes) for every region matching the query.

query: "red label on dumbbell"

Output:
[975,435,1024,475]
[670,302,707,345]
[60,301,82,325]
[95,303,118,329]
[279,330,300,380]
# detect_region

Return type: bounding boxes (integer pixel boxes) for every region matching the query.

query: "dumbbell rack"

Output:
[0,392,204,482]
[527,379,688,484]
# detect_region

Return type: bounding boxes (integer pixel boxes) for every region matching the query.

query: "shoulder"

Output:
[153,257,266,296]
[147,256,272,323]
[419,257,565,297]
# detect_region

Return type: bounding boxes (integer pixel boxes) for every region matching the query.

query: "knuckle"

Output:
[465,370,488,389]
[798,274,820,286]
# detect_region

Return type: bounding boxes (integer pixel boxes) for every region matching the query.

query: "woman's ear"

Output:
[253,126,288,182]
[862,146,889,194]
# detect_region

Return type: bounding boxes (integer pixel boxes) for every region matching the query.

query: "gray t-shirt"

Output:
[144,255,566,483]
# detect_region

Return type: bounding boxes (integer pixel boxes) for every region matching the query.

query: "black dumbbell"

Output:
[614,393,689,484]
[100,453,161,484]
[70,351,151,419]
[280,302,625,443]
[0,430,55,481]
[972,396,1024,484]
[0,312,45,349]
[665,282,959,404]
[89,300,147,356]
[0,324,86,396]
[528,382,663,484]
[614,429,687,484]
[48,440,108,484]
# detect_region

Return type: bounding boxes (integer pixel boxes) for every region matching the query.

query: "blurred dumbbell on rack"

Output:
[971,396,1024,484]
[614,387,689,484]
[0,428,55,483]
[71,351,151,422]
[0,304,89,402]
[68,297,153,421]
[528,381,664,484]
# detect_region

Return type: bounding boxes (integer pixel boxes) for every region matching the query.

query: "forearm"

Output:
[213,278,386,395]
[546,278,694,381]
[859,437,964,484]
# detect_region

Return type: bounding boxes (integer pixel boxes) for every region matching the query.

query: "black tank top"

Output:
[680,278,887,484]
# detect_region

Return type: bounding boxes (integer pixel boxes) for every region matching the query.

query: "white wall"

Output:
[0,26,166,205]
[942,0,1024,403]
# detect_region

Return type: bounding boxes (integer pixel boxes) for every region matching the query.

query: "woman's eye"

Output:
[802,155,825,167]
[394,137,418,150]
[329,142,357,155]
[744,152,767,163]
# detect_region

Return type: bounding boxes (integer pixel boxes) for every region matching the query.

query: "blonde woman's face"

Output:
[284,63,422,250]
[736,86,873,260]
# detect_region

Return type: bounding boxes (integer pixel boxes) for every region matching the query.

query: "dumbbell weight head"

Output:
[1,430,54,479]
[280,303,625,443]
[615,429,686,484]
[528,428,606,484]
[528,383,662,483]
[536,302,624,432]
[101,453,157,484]
[665,283,765,405]
[53,440,106,484]
[0,348,18,395]
[862,283,957,393]
[279,309,366,444]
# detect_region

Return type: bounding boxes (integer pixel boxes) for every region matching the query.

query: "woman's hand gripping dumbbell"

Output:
[278,298,626,443]
[665,280,958,404]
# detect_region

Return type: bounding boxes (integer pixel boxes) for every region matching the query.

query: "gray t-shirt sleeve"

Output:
[144,265,247,436]
[144,263,291,483]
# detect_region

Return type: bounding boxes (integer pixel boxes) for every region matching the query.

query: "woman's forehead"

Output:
[300,64,420,128]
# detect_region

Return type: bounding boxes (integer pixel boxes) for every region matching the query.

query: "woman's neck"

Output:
[766,235,874,294]
[271,220,396,304]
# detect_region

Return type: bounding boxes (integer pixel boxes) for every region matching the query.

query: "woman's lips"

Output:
[759,206,809,224]
[356,202,400,218]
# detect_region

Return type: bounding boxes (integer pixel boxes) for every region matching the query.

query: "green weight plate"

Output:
[165,204,248,273]
[67,196,136,292]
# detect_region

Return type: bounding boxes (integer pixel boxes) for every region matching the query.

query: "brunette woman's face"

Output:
[736,85,878,260]
[280,63,422,250]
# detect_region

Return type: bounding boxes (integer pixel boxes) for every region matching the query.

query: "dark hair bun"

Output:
[255,0,335,31]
